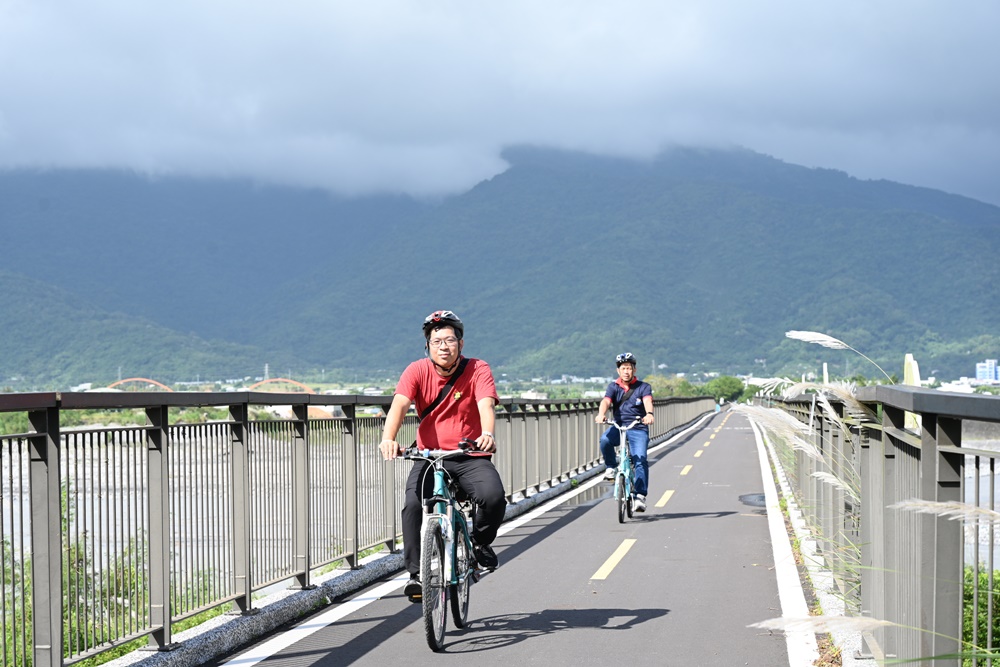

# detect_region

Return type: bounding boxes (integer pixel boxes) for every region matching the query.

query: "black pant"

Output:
[402,455,507,576]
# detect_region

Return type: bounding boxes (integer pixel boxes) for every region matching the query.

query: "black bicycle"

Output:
[402,441,482,651]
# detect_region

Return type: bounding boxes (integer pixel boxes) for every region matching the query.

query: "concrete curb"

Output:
[758,419,878,667]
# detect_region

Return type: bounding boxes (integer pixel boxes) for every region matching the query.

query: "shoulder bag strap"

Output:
[419,357,469,422]
[614,384,637,411]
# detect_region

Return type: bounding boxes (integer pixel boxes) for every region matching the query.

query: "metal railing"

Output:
[761,385,1000,665]
[0,390,712,666]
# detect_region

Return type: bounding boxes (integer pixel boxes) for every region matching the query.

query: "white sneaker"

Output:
[634,495,646,512]
[603,468,615,480]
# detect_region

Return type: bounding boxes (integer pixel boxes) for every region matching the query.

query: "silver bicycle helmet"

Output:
[616,352,637,367]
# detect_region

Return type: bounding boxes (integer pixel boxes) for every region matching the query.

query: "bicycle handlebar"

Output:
[603,417,644,430]
[401,438,478,460]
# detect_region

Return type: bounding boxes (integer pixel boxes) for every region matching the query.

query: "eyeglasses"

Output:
[428,337,459,348]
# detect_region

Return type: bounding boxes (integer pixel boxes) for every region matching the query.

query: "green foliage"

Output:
[0,412,30,436]
[1,408,234,437]
[3,538,32,666]
[646,374,700,397]
[964,565,1000,665]
[703,376,745,402]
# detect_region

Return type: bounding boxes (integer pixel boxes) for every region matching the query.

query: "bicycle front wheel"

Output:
[450,531,472,628]
[421,521,448,651]
[616,473,627,523]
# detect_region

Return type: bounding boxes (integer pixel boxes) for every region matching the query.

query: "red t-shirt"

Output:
[395,356,499,452]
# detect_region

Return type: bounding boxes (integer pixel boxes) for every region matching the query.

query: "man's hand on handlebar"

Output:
[379,438,402,460]
[474,432,496,453]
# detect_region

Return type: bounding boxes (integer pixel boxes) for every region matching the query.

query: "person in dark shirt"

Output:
[594,352,654,512]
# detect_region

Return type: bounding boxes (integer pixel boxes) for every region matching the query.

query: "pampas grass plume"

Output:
[785,330,893,382]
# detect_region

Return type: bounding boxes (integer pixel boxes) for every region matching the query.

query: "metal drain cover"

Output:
[738,493,766,507]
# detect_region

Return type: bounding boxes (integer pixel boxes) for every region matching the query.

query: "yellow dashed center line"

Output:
[591,539,637,580]
[709,433,716,440]
[655,489,675,507]
[694,450,703,458]
[703,441,711,447]
[680,465,693,476]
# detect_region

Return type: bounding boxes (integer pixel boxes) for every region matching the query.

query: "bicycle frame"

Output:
[605,417,642,521]
[402,442,484,650]
[409,449,476,589]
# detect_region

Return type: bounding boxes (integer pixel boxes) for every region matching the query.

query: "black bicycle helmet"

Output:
[616,352,637,367]
[422,310,464,340]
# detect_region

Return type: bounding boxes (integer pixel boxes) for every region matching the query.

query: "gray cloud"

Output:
[1,0,998,203]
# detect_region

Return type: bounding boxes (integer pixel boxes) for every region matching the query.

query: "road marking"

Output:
[709,433,716,439]
[748,415,818,664]
[655,489,675,507]
[680,465,693,475]
[703,440,711,447]
[221,577,405,666]
[591,539,637,580]
[694,450,703,458]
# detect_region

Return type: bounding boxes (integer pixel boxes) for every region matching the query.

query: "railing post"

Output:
[229,402,254,614]
[553,404,560,482]
[858,416,881,657]
[342,405,359,568]
[291,404,312,589]
[573,401,587,474]
[526,405,539,495]
[145,405,174,648]
[511,403,528,501]
[28,407,62,667]
[881,404,905,659]
[931,416,962,664]
[382,410,398,552]
[498,402,515,499]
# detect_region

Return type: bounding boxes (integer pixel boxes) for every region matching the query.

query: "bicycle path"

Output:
[214,410,806,667]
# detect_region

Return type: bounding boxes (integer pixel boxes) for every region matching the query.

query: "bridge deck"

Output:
[211,412,806,667]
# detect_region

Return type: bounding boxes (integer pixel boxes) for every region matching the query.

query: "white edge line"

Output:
[221,577,408,666]
[748,417,819,666]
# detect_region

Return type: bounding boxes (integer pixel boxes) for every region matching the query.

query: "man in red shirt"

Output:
[379,310,506,601]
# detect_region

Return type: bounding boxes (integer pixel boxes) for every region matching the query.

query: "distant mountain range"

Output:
[2,146,998,388]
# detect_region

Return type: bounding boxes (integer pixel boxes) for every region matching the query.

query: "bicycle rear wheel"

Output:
[421,521,448,651]
[616,473,627,523]
[450,530,472,628]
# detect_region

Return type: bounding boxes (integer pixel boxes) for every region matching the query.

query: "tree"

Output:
[703,375,745,403]
[646,374,700,397]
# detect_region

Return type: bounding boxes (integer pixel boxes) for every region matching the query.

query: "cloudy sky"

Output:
[1,1,998,204]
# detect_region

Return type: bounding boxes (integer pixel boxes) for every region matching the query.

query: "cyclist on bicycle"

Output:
[594,352,655,511]
[379,310,506,601]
